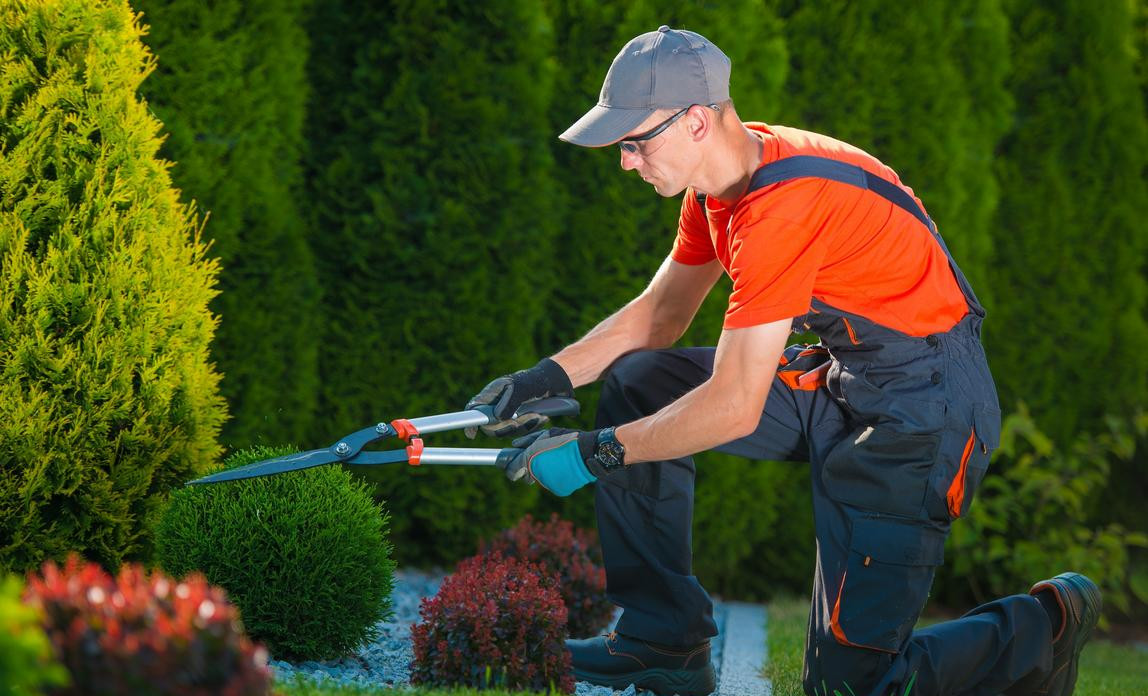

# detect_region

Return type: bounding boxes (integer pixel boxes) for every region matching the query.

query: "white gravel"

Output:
[270,568,728,695]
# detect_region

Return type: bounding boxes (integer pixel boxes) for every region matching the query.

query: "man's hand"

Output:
[465,358,574,438]
[501,428,606,496]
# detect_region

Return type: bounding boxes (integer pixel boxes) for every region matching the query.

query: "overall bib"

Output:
[593,157,1055,696]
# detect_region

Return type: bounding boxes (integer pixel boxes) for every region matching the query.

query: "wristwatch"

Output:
[592,427,627,472]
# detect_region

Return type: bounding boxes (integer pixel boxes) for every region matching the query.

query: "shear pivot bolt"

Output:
[375,423,390,435]
[334,442,351,456]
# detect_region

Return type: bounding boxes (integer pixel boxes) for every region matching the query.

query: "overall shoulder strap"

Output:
[746,155,934,232]
[699,154,984,317]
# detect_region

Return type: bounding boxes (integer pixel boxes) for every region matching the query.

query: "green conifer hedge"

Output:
[987,0,1148,438]
[305,0,559,565]
[136,0,321,451]
[0,0,226,573]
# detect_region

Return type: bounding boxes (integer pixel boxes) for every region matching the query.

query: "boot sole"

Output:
[573,663,717,696]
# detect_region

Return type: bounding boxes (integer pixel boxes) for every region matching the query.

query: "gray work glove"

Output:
[465,357,574,439]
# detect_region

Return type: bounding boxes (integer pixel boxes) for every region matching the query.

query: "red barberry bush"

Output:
[24,555,272,696]
[482,513,613,638]
[411,553,574,694]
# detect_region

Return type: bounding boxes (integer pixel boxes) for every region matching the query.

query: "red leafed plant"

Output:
[24,554,272,696]
[481,513,613,638]
[410,553,574,694]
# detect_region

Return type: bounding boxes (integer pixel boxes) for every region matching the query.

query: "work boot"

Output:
[566,631,716,696]
[1008,572,1102,696]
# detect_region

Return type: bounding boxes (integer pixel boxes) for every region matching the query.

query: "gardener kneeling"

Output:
[467,26,1098,696]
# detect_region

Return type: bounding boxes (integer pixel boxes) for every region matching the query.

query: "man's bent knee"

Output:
[599,349,703,423]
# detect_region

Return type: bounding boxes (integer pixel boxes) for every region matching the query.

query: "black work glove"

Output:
[464,357,574,439]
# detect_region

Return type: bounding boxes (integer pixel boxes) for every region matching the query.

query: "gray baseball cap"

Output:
[559,25,731,148]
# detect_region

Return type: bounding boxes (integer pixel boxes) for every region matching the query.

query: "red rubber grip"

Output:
[406,437,424,466]
[391,418,420,441]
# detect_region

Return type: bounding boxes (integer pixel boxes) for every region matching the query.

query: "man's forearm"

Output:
[550,295,663,388]
[612,320,791,464]
[613,378,761,464]
[550,257,722,389]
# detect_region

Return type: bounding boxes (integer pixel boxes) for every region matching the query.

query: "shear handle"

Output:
[409,396,580,436]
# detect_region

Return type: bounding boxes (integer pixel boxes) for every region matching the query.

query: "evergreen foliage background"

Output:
[986,0,1148,438]
[2,0,1145,619]
[303,0,559,565]
[135,0,321,450]
[0,0,226,573]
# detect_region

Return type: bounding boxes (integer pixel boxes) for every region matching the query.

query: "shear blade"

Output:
[186,447,338,485]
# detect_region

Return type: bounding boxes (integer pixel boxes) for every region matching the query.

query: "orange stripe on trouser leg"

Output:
[946,427,977,518]
[830,573,851,645]
[829,571,898,654]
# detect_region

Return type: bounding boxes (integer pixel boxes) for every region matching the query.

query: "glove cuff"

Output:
[578,428,610,478]
[576,429,600,460]
[533,357,574,397]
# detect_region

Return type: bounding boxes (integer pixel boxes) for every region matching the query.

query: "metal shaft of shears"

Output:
[332,408,490,459]
[347,447,507,466]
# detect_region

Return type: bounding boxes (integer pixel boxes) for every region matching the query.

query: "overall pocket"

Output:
[830,517,946,653]
[821,426,941,518]
[939,403,1002,519]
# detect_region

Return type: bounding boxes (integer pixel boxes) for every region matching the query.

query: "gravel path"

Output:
[270,568,730,694]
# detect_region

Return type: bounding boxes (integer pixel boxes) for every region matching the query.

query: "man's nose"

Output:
[620,147,641,171]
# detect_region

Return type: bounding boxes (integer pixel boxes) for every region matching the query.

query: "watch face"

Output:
[597,440,625,470]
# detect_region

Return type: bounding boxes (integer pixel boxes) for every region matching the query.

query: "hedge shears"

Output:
[186,397,580,485]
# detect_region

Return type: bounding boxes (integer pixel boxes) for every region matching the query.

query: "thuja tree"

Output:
[0,0,227,572]
[305,0,558,565]
[988,0,1148,438]
[136,0,320,450]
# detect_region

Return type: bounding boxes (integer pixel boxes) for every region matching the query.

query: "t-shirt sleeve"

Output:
[723,211,825,329]
[670,189,718,265]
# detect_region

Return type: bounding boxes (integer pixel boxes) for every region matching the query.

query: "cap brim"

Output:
[559,105,655,148]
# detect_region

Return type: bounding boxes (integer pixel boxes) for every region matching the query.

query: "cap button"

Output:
[658,25,671,32]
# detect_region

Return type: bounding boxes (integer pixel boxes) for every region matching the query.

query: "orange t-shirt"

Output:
[672,123,968,336]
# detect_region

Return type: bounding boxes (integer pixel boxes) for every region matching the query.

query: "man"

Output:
[466,26,1099,696]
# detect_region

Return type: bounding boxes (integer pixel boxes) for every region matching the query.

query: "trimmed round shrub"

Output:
[481,513,612,638]
[155,445,396,661]
[24,554,271,695]
[411,553,574,694]
[0,574,68,695]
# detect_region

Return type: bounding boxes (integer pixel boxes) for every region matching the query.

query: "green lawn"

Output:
[764,596,1148,696]
[276,598,1146,696]
[275,673,557,696]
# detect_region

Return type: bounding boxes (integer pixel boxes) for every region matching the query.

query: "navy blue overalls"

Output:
[593,157,1056,696]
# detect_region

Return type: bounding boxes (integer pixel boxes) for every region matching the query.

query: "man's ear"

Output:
[686,105,713,142]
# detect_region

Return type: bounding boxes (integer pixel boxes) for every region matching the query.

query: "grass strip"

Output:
[765,596,1148,696]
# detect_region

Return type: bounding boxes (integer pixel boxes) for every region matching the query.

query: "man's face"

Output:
[617,107,696,197]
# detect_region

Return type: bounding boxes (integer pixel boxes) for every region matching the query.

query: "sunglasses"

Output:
[617,104,719,155]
